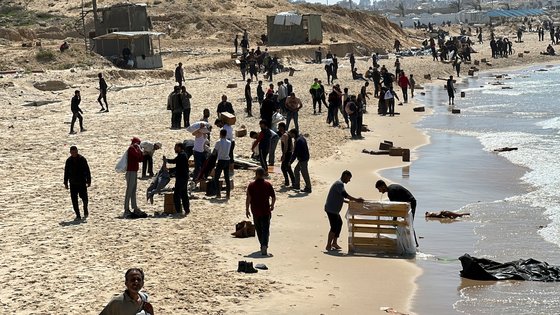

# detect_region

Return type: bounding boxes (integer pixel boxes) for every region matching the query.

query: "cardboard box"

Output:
[402,149,410,162]
[379,142,393,150]
[220,112,236,125]
[389,147,404,156]
[163,193,176,214]
[235,128,247,137]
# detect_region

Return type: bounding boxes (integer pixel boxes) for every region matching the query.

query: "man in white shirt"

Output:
[215,118,235,164]
[277,81,288,114]
[213,129,232,199]
[140,141,161,178]
[187,121,211,180]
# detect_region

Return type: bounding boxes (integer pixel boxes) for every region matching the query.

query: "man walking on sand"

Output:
[246,167,276,256]
[446,75,456,105]
[97,73,109,112]
[69,90,86,134]
[324,171,364,251]
[245,79,253,117]
[175,62,185,87]
[124,137,144,218]
[64,146,91,221]
[289,128,311,193]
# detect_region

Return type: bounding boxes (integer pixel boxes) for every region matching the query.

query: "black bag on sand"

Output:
[459,253,560,281]
[232,221,256,238]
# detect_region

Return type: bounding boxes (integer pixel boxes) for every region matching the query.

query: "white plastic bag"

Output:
[115,150,128,173]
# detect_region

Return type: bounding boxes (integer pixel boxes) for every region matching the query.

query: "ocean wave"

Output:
[537,116,560,130]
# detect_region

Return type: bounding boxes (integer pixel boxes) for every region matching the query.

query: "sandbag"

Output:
[459,253,560,281]
[115,150,128,173]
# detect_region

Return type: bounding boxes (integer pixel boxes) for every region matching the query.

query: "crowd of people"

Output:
[61,28,436,313]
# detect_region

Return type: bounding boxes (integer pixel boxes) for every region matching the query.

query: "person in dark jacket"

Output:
[376,179,418,247]
[309,78,323,115]
[180,86,192,128]
[289,129,311,193]
[124,137,144,218]
[216,95,235,116]
[260,93,275,128]
[164,142,190,215]
[175,62,184,87]
[257,80,265,107]
[69,90,85,134]
[252,120,272,176]
[97,73,109,112]
[245,79,253,117]
[64,146,91,220]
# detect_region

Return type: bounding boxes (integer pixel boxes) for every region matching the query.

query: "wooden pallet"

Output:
[347,201,415,256]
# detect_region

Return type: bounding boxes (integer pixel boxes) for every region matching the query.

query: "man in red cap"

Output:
[124,137,144,218]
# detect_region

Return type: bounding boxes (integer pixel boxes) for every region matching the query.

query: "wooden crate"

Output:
[220,112,236,125]
[163,193,176,214]
[347,201,415,256]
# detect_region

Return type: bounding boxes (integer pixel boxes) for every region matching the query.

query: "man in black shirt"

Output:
[216,95,235,116]
[97,73,109,112]
[375,180,416,217]
[260,93,275,128]
[164,142,190,216]
[376,179,418,246]
[64,146,91,220]
[69,90,85,134]
[245,79,253,117]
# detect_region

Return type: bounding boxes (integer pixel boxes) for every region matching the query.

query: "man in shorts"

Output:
[324,170,364,251]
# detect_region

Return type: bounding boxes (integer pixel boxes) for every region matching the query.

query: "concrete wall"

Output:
[307,15,323,44]
[95,36,151,57]
[267,15,322,46]
[98,5,150,35]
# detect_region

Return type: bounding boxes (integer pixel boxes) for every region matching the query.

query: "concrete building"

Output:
[92,3,164,69]
[266,12,323,46]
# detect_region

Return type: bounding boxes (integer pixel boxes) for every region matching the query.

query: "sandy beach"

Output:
[1,9,560,313]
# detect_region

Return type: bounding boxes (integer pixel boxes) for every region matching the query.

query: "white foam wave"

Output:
[537,116,560,130]
[475,131,560,246]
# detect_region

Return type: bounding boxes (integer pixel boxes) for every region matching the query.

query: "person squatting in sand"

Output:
[324,170,364,251]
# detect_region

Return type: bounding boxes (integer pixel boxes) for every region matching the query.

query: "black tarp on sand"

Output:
[459,253,560,281]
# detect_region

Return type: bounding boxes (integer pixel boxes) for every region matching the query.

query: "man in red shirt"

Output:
[124,137,144,218]
[246,167,276,256]
[398,70,411,103]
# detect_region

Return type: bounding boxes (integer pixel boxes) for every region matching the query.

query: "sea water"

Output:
[382,65,560,314]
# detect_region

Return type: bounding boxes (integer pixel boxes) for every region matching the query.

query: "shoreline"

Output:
[2,28,560,314]
[219,95,429,314]
[397,60,557,314]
